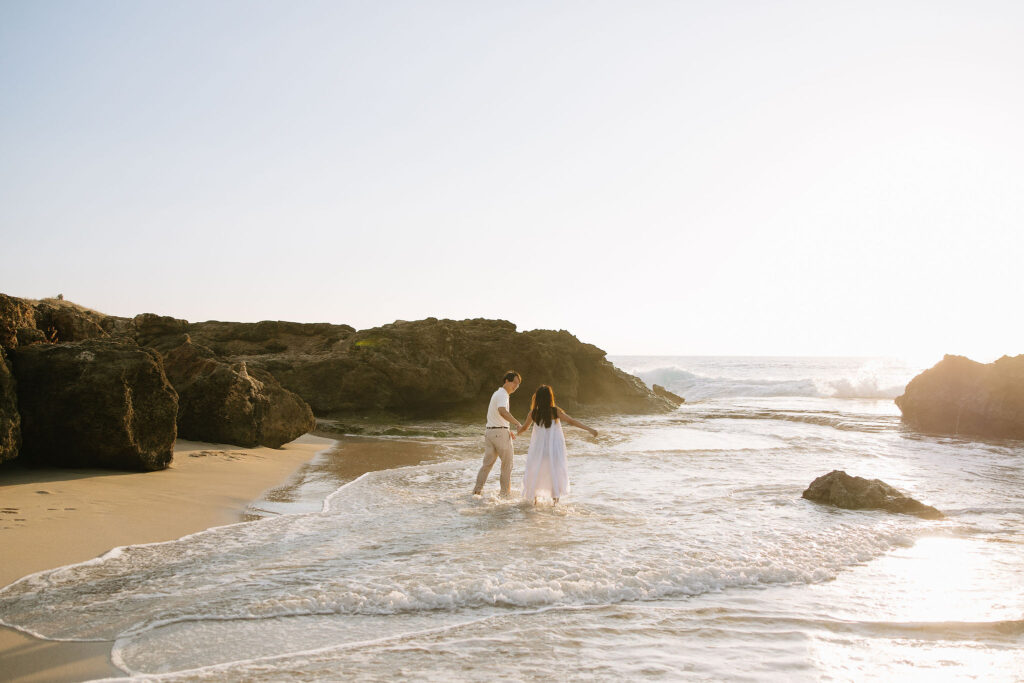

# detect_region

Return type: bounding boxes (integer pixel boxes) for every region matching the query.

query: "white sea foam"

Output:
[631,364,911,401]
[611,355,922,402]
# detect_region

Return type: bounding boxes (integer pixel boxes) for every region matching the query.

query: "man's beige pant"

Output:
[473,428,514,495]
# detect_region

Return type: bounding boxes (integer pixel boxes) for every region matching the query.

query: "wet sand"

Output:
[0,434,337,683]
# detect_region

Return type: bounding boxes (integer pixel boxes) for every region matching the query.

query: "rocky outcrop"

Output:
[895,355,1024,440]
[240,318,676,417]
[9,340,177,470]
[1,293,676,426]
[162,337,314,448]
[802,470,944,519]
[0,347,20,464]
[653,384,685,405]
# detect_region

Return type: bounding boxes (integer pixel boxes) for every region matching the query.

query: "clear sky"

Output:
[1,1,1021,359]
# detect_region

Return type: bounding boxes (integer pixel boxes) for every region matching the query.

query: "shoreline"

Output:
[0,434,338,683]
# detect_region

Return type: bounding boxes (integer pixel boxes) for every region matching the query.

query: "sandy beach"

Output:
[0,434,337,683]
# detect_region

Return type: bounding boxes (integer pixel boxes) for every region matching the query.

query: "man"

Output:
[472,370,522,497]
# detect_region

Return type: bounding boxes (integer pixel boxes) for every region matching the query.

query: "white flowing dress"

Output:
[522,419,570,500]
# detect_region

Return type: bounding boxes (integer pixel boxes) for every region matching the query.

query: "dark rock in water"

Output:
[162,337,314,448]
[652,384,685,405]
[0,347,20,464]
[895,354,1024,440]
[9,340,177,470]
[802,470,944,519]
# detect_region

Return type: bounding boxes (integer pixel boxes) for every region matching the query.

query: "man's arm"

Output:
[497,407,522,429]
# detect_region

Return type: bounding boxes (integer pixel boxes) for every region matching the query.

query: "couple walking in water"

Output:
[472,371,598,504]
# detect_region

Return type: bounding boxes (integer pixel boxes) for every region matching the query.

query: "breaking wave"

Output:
[634,366,906,401]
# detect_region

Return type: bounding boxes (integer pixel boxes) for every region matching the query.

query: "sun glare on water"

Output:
[807,534,1024,680]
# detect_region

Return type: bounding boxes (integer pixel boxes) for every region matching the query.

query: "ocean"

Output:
[1,356,1021,681]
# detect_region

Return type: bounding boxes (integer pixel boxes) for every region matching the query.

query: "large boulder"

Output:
[802,470,944,519]
[895,354,1024,440]
[0,347,20,464]
[162,337,314,448]
[9,340,177,470]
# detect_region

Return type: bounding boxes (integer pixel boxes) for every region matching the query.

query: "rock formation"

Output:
[9,340,178,470]
[0,292,676,462]
[162,336,314,448]
[652,384,685,406]
[895,354,1024,440]
[0,347,20,464]
[236,318,675,417]
[0,294,114,349]
[0,293,40,350]
[32,299,109,343]
[0,297,318,451]
[802,470,944,519]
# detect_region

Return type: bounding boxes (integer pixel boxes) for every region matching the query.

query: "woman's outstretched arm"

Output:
[556,407,598,437]
[516,414,534,436]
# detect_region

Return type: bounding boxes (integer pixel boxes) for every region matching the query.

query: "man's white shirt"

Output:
[486,387,511,428]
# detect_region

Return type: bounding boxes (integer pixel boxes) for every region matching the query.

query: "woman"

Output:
[516,385,598,504]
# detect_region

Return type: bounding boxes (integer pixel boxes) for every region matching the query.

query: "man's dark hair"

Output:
[503,371,521,384]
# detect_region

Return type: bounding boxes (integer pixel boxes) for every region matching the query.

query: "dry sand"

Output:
[0,434,337,683]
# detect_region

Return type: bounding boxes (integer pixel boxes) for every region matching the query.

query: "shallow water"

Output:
[0,357,1021,680]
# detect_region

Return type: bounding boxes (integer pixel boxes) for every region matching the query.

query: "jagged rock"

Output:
[8,340,177,470]
[802,470,944,519]
[0,293,37,350]
[162,337,314,448]
[895,354,1024,440]
[652,384,685,405]
[0,347,20,464]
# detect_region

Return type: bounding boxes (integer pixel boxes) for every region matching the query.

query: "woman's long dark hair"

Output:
[530,385,558,428]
